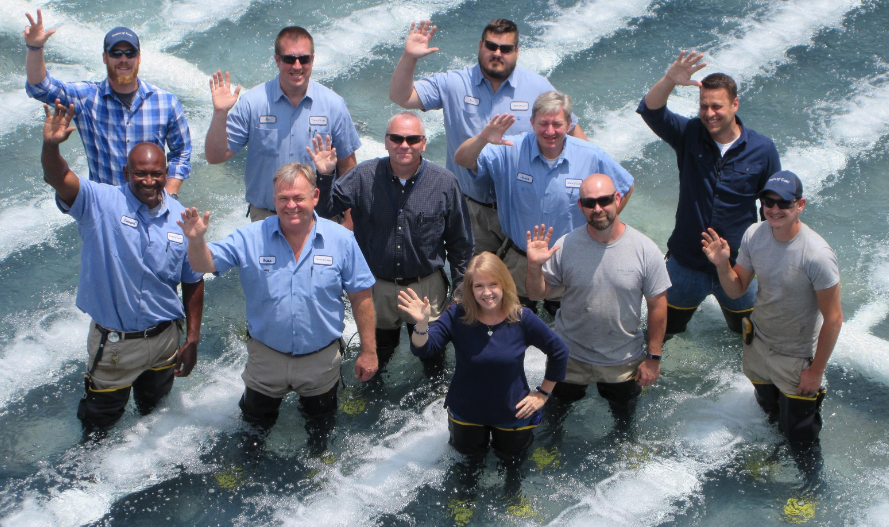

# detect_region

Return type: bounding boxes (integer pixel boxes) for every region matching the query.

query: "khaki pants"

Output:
[248,205,277,223]
[743,335,814,396]
[86,321,179,390]
[466,199,505,255]
[243,338,342,398]
[498,243,564,300]
[372,271,449,329]
[563,355,644,385]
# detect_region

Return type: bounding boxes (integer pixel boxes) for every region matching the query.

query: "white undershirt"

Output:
[715,137,739,157]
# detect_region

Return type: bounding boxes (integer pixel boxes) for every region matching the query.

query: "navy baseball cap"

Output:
[758,170,803,201]
[104,27,140,52]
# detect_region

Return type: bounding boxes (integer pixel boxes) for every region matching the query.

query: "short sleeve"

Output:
[642,240,671,298]
[474,140,517,182]
[735,225,755,272]
[807,244,840,291]
[330,99,362,159]
[541,234,567,288]
[226,98,251,154]
[208,229,247,275]
[56,176,100,227]
[414,73,446,112]
[341,234,376,293]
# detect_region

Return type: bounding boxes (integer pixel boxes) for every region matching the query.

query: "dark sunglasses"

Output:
[760,196,797,209]
[579,193,617,209]
[386,133,425,145]
[483,40,516,54]
[278,54,313,65]
[107,49,138,59]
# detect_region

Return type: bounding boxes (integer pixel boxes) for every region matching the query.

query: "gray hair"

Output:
[387,111,426,135]
[273,162,316,190]
[532,91,572,122]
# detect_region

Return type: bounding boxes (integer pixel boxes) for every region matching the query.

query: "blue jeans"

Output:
[665,257,756,334]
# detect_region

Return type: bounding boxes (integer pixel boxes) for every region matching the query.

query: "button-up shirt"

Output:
[27,75,192,186]
[226,78,362,210]
[636,98,782,274]
[57,177,203,332]
[208,214,375,355]
[316,158,473,290]
[473,133,634,251]
[415,64,575,204]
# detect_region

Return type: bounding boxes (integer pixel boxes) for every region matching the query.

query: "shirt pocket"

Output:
[461,103,485,132]
[719,161,762,198]
[158,242,187,284]
[415,212,445,253]
[254,127,279,157]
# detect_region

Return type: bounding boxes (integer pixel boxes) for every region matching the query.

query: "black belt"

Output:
[88,320,175,378]
[246,204,276,218]
[465,195,497,210]
[498,238,527,258]
[389,271,437,286]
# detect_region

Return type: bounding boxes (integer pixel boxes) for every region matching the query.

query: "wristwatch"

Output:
[646,353,662,361]
[536,386,551,398]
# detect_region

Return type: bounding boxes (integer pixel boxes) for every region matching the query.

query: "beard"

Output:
[478,52,516,81]
[588,211,615,231]
[106,61,139,87]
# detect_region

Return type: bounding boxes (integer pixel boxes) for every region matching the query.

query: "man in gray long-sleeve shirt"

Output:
[314,111,474,371]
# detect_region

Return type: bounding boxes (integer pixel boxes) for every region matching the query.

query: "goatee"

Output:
[107,62,139,87]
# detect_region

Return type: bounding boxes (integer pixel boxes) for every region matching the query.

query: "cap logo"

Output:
[772,177,791,184]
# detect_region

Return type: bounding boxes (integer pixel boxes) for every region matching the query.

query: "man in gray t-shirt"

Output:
[703,170,842,445]
[527,174,670,421]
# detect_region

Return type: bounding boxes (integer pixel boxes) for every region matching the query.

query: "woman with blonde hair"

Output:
[397,252,568,458]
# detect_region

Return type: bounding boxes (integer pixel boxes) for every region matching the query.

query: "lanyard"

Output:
[385,160,425,217]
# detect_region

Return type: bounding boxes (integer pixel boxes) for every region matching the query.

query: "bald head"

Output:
[386,111,425,135]
[127,142,166,167]
[580,173,617,199]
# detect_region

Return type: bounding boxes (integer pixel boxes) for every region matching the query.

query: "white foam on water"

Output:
[522,0,656,75]
[310,0,467,82]
[273,400,450,526]
[0,195,75,261]
[155,0,254,47]
[0,350,247,527]
[783,76,889,198]
[0,292,88,411]
[355,136,388,163]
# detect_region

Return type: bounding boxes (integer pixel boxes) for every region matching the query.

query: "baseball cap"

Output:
[758,170,803,201]
[104,27,140,52]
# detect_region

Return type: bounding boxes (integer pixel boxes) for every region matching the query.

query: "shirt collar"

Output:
[273,75,315,105]
[529,133,568,167]
[100,77,150,100]
[122,183,169,220]
[470,64,518,90]
[270,211,324,242]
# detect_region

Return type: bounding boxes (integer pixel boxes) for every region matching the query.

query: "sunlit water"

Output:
[0,0,888,525]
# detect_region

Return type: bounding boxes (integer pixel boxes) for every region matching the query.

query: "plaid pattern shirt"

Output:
[26,74,192,185]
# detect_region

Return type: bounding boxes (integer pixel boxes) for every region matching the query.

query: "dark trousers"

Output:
[77,367,175,429]
[753,383,825,444]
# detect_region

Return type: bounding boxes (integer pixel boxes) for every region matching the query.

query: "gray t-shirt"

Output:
[542,225,671,366]
[736,222,839,358]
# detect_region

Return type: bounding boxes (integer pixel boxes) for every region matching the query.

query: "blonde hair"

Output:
[455,252,523,325]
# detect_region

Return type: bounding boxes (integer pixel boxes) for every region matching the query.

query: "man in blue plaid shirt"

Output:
[23,11,192,197]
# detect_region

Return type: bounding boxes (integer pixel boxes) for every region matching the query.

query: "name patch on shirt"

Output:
[510,101,530,111]
[517,173,533,184]
[313,255,333,266]
[464,96,480,106]
[167,232,184,244]
[309,116,328,126]
[565,178,582,189]
[259,256,276,265]
[259,115,276,124]
[120,216,138,228]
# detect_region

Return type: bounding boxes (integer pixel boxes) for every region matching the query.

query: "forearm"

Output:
[525,263,551,301]
[41,141,68,186]
[181,280,204,345]
[618,184,634,212]
[714,261,747,299]
[185,237,217,273]
[410,320,429,348]
[166,178,183,194]
[454,136,487,170]
[350,289,377,358]
[26,48,47,85]
[643,76,677,111]
[540,379,556,393]
[646,295,667,355]
[810,314,842,375]
[567,123,588,141]
[389,54,423,109]
[204,110,233,164]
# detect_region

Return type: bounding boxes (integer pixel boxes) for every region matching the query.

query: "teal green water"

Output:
[0,0,888,525]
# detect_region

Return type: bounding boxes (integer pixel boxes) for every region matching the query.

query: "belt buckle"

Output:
[108,331,121,343]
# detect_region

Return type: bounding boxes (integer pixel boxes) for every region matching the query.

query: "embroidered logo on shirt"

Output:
[313,255,333,266]
[259,115,277,124]
[259,256,276,265]
[464,96,480,106]
[517,173,533,183]
[120,216,138,228]
[510,101,530,111]
[565,178,582,189]
[309,116,329,126]
[167,232,184,244]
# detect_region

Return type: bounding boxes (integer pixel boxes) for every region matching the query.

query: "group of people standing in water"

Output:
[23,11,841,467]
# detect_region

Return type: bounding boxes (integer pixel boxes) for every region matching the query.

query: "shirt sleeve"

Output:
[226,97,251,154]
[596,152,634,196]
[541,235,566,288]
[164,95,192,181]
[413,73,446,112]
[180,252,205,284]
[522,309,569,382]
[758,142,783,191]
[735,225,755,272]
[474,142,512,182]
[315,168,355,219]
[208,229,248,275]
[25,72,75,106]
[636,97,689,151]
[341,233,376,293]
[807,243,840,291]
[643,241,672,298]
[56,176,101,228]
[330,100,362,160]
[411,305,456,358]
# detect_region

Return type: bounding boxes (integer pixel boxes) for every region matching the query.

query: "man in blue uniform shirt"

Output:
[41,102,204,429]
[637,50,781,337]
[205,26,362,223]
[178,163,378,436]
[455,91,634,314]
[24,13,192,196]
[389,18,587,255]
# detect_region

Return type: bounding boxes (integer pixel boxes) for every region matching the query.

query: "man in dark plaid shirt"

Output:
[314,111,473,374]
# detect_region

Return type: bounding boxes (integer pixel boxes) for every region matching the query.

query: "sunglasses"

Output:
[386,134,425,145]
[760,196,797,209]
[107,49,138,59]
[483,40,517,54]
[278,54,313,65]
[579,193,617,209]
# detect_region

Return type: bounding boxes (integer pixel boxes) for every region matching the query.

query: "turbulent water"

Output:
[0,0,888,525]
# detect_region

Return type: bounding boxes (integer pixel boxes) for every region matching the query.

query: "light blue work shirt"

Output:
[226,78,362,210]
[209,213,375,356]
[415,64,575,204]
[474,133,634,251]
[57,177,203,332]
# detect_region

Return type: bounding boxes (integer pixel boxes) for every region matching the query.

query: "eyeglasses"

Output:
[483,40,517,54]
[579,193,617,209]
[107,49,138,59]
[386,134,425,145]
[278,54,313,65]
[760,196,797,209]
